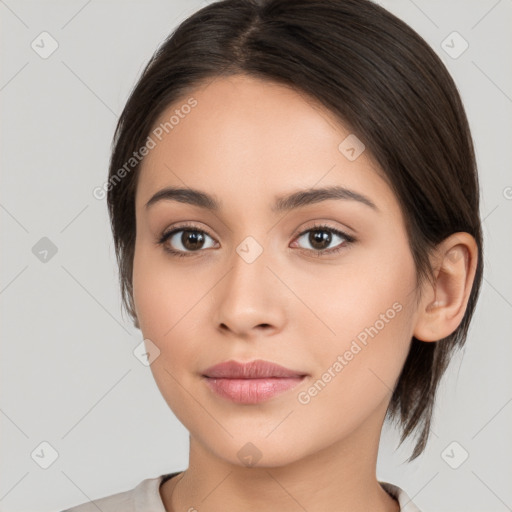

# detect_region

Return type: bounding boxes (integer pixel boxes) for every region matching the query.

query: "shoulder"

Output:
[60,473,177,512]
[379,481,422,512]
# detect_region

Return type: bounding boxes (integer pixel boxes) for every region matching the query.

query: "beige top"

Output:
[61,472,422,512]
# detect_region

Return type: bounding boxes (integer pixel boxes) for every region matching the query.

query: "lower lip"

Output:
[203,376,305,404]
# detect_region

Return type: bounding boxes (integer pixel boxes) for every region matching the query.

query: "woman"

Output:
[63,0,483,510]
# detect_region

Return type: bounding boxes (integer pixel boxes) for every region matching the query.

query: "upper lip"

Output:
[202,359,307,379]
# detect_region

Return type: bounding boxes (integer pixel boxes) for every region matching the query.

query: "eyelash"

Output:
[156,221,356,258]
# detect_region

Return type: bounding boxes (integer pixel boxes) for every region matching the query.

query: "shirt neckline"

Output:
[137,472,420,512]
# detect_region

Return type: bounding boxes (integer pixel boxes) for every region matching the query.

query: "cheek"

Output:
[132,244,206,425]
[132,240,202,338]
[293,229,416,349]
[299,237,417,410]
[132,242,215,396]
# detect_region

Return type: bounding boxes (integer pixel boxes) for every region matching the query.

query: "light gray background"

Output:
[1,1,511,511]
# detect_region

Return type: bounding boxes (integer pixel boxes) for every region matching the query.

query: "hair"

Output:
[106,0,483,461]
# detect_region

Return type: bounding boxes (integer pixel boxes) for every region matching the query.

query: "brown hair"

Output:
[106,0,483,460]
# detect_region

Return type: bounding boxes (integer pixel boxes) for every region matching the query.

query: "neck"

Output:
[160,405,400,512]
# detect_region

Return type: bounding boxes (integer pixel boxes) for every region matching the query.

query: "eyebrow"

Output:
[144,185,378,213]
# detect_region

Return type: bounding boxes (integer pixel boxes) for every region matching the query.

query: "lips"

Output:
[201,359,308,404]
[202,359,306,379]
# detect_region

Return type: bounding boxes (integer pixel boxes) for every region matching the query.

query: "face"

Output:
[132,74,420,467]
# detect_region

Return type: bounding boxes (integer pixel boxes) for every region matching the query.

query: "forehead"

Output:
[135,74,392,214]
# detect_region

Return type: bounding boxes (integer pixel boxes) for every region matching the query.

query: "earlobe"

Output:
[413,232,478,342]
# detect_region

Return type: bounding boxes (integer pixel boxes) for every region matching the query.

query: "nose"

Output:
[213,240,287,339]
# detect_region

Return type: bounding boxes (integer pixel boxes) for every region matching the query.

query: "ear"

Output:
[413,232,478,342]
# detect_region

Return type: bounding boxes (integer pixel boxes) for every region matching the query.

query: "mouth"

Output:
[201,359,308,404]
[202,359,307,379]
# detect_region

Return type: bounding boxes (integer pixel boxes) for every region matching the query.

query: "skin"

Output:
[131,74,478,512]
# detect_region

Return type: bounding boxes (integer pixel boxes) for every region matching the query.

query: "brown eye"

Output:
[179,230,206,251]
[293,225,355,256]
[158,225,217,256]
[306,229,333,250]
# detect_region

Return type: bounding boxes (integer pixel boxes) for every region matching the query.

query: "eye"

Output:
[291,223,355,256]
[156,222,356,258]
[157,222,217,257]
